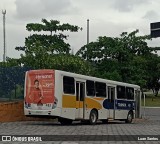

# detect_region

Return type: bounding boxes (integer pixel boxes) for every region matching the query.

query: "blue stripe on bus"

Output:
[103,99,135,110]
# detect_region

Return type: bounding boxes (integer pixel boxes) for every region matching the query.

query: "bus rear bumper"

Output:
[24,107,61,117]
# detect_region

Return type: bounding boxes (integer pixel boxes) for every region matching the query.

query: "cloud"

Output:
[1,0,159,61]
[143,10,160,21]
[14,0,77,20]
[112,0,149,12]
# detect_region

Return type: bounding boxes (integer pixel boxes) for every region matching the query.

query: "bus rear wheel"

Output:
[125,112,133,123]
[58,118,73,125]
[89,110,98,125]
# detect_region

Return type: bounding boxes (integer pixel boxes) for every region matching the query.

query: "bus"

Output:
[24,69,141,125]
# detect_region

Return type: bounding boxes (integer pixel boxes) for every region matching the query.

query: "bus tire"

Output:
[58,118,73,125]
[89,110,98,125]
[125,111,133,123]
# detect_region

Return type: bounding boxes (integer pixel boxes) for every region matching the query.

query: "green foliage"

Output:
[128,56,148,87]
[145,54,160,96]
[6,57,22,67]
[20,51,93,75]
[76,30,151,63]
[47,54,93,75]
[26,19,81,33]
[76,29,160,93]
[10,20,160,97]
[16,19,82,54]
[15,19,93,76]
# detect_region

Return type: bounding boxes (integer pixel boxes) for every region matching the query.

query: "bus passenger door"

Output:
[75,82,85,119]
[108,86,115,119]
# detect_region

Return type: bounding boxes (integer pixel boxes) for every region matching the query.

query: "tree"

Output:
[76,30,157,90]
[6,57,21,67]
[16,19,82,54]
[76,30,151,63]
[15,19,93,75]
[146,53,160,96]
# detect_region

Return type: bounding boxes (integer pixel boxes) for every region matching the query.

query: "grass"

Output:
[141,94,160,107]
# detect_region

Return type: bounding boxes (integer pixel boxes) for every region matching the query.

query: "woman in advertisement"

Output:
[31,79,44,106]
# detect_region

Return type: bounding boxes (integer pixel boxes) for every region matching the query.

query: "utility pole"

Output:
[86,19,89,61]
[87,19,89,44]
[2,10,6,62]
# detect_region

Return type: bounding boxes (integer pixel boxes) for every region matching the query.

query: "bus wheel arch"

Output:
[125,110,133,123]
[89,109,98,125]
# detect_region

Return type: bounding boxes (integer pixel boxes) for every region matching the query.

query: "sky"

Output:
[0,0,160,61]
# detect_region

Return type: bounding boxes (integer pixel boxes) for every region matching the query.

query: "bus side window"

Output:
[63,76,75,94]
[95,82,106,97]
[86,80,95,96]
[117,86,126,99]
[126,87,134,100]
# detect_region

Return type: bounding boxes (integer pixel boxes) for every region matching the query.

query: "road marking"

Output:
[141,107,160,108]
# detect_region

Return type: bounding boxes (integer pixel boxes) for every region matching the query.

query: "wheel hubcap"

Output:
[128,114,132,121]
[91,113,96,122]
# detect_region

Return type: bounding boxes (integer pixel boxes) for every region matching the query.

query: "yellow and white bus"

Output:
[24,69,141,125]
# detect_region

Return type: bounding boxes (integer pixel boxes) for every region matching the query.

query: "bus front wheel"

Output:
[89,110,98,125]
[125,111,133,123]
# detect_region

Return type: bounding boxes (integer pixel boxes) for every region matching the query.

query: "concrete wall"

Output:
[0,101,54,122]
